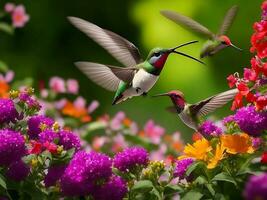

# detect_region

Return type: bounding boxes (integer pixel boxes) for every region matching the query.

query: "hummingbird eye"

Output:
[154,52,161,57]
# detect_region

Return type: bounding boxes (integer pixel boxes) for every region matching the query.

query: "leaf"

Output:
[211,172,237,186]
[0,60,8,72]
[181,190,203,200]
[0,174,6,189]
[194,176,207,185]
[205,183,215,196]
[0,22,14,35]
[164,184,184,196]
[132,180,154,193]
[11,78,33,89]
[185,161,203,176]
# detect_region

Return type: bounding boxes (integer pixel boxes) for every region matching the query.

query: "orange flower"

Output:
[207,143,226,169]
[181,138,212,161]
[0,80,10,98]
[123,118,132,127]
[61,101,91,122]
[220,133,254,154]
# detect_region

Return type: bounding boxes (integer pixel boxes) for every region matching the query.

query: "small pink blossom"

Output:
[144,120,165,144]
[5,70,14,83]
[73,96,86,109]
[88,100,99,113]
[55,99,67,109]
[66,79,79,94]
[4,3,15,13]
[40,89,49,98]
[12,5,30,28]
[92,136,107,150]
[49,77,65,93]
[110,112,125,130]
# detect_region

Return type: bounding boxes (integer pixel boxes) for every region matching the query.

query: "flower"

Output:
[220,133,254,154]
[73,96,86,109]
[88,100,99,113]
[43,141,57,154]
[182,138,212,161]
[143,120,165,144]
[66,79,79,94]
[39,130,58,143]
[199,120,222,137]
[4,3,15,13]
[234,106,267,136]
[58,130,81,151]
[227,74,237,88]
[28,140,42,154]
[92,176,127,200]
[0,129,25,166]
[110,111,125,130]
[49,77,65,93]
[19,91,41,109]
[0,81,10,98]
[27,115,54,139]
[0,98,19,124]
[113,147,149,172]
[174,158,194,179]
[6,160,30,181]
[261,152,267,164]
[44,165,66,187]
[243,173,267,200]
[12,5,30,28]
[207,143,225,169]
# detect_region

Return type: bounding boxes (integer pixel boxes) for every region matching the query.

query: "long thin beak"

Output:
[230,44,242,51]
[152,93,169,97]
[169,40,199,52]
[173,51,205,65]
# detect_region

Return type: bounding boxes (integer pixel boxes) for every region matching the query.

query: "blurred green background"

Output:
[0,0,262,141]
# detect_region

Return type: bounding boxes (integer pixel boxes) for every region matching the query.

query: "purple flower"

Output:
[252,137,262,149]
[0,98,19,124]
[244,173,267,200]
[19,92,40,109]
[222,115,235,125]
[60,151,112,197]
[199,120,222,137]
[174,158,194,179]
[234,106,267,136]
[0,129,25,166]
[58,130,81,151]
[6,160,29,181]
[92,176,127,200]
[27,115,54,139]
[113,147,149,172]
[44,165,66,187]
[39,130,58,143]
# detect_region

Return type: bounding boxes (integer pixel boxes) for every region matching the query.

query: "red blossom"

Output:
[246,92,257,103]
[29,141,42,154]
[43,141,58,154]
[261,152,267,164]
[255,95,267,110]
[243,68,258,82]
[237,82,250,96]
[227,74,237,88]
[231,93,243,111]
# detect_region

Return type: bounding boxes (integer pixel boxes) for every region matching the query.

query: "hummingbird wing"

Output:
[75,62,137,91]
[68,17,142,68]
[160,10,215,39]
[217,5,239,36]
[190,88,238,117]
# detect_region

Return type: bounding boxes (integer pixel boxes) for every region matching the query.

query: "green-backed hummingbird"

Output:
[153,89,238,131]
[68,17,204,105]
[160,5,242,58]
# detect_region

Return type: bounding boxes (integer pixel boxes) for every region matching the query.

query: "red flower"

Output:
[255,95,267,110]
[243,68,258,82]
[237,82,250,96]
[43,141,57,154]
[29,141,42,154]
[227,74,237,88]
[231,93,243,110]
[261,152,267,164]
[246,92,257,103]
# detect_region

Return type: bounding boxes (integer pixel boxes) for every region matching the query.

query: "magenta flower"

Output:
[144,120,165,144]
[0,98,19,124]
[12,5,30,28]
[66,79,79,94]
[44,165,66,187]
[244,173,267,200]
[49,77,65,93]
[4,3,15,13]
[88,100,99,113]
[174,158,194,179]
[6,160,30,181]
[199,120,222,137]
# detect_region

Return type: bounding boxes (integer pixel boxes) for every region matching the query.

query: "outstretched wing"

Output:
[190,88,238,117]
[75,62,136,91]
[68,17,143,67]
[217,5,239,36]
[160,10,215,39]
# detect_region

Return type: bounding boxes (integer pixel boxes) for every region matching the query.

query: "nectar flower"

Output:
[4,3,15,13]
[58,130,81,151]
[49,77,65,93]
[261,152,267,164]
[113,147,149,172]
[27,115,54,139]
[199,120,222,137]
[88,100,99,113]
[207,143,225,169]
[243,173,267,200]
[44,165,66,187]
[0,98,19,124]
[174,158,194,179]
[6,160,30,181]
[12,5,29,28]
[220,133,254,154]
[143,120,165,144]
[66,79,79,94]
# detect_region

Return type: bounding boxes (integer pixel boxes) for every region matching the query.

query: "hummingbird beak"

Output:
[173,51,205,65]
[152,93,169,97]
[169,40,199,52]
[230,43,242,51]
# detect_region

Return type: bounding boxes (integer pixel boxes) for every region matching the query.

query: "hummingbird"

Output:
[153,88,238,131]
[160,5,242,58]
[68,17,204,105]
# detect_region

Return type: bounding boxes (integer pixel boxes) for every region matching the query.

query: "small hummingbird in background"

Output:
[153,89,238,131]
[160,5,242,58]
[68,17,204,105]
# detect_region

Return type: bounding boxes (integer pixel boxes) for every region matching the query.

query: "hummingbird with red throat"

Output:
[153,89,238,131]
[68,17,204,105]
[160,5,242,58]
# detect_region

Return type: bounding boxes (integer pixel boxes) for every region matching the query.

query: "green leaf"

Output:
[11,78,33,89]
[205,183,215,196]
[0,60,8,72]
[164,184,183,196]
[185,161,203,176]
[211,172,237,186]
[132,180,154,193]
[0,22,14,35]
[181,190,203,200]
[0,174,6,189]
[194,176,207,185]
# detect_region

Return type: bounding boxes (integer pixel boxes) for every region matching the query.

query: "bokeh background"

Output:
[0,0,262,141]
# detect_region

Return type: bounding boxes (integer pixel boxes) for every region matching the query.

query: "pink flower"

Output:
[73,96,86,109]
[144,120,165,144]
[110,112,125,130]
[49,77,65,93]
[55,99,67,109]
[5,70,14,82]
[88,100,99,113]
[66,79,79,94]
[12,5,30,28]
[4,3,15,13]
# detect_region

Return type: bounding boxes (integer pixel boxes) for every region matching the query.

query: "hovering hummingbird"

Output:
[160,5,242,58]
[153,89,238,131]
[68,17,204,105]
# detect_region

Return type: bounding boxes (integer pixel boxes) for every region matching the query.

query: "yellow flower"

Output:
[182,138,212,161]
[207,143,226,169]
[220,133,254,154]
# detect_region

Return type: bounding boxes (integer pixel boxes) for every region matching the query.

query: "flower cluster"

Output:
[4,3,29,29]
